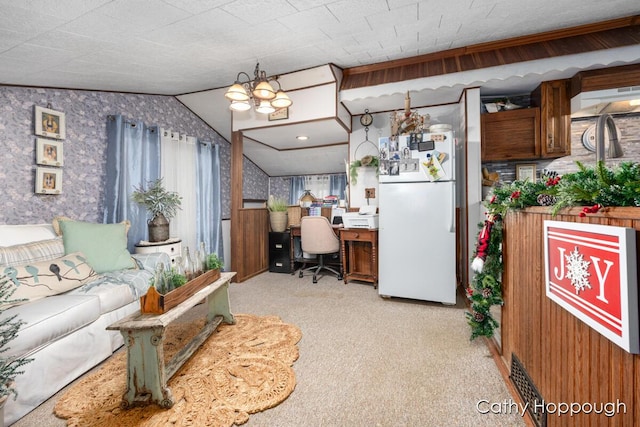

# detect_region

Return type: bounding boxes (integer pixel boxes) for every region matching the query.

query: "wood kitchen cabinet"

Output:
[531,79,571,158]
[481,108,540,161]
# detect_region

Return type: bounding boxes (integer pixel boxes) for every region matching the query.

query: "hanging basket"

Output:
[349,139,380,184]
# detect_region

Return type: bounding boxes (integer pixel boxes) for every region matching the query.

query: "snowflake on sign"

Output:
[564,246,592,294]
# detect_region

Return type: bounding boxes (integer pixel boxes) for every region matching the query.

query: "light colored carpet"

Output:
[13,271,525,427]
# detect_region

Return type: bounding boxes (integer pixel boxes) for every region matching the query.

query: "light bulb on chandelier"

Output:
[224,63,292,114]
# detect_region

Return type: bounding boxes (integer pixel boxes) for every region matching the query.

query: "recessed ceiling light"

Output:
[630,99,640,106]
[296,135,308,141]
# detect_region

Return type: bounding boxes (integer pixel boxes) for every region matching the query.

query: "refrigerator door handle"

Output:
[449,181,456,233]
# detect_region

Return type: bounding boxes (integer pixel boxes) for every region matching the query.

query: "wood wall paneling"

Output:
[501,208,640,426]
[231,131,270,282]
[342,16,640,91]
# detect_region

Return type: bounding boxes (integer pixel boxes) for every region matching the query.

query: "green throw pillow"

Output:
[60,221,135,273]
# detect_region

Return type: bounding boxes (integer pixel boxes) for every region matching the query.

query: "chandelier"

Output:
[224,63,292,114]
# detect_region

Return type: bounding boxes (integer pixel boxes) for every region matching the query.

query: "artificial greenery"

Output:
[149,268,187,294]
[466,161,640,340]
[267,195,288,212]
[0,274,33,400]
[550,161,640,215]
[466,220,504,340]
[132,178,182,220]
[165,269,187,289]
[349,155,379,184]
[205,253,223,271]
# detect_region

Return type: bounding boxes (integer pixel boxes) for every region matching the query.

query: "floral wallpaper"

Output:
[0,86,268,225]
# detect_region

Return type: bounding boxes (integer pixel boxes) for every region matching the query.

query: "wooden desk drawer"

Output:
[340,229,374,242]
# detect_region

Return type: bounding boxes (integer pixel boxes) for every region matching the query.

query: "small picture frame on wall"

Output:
[34,105,66,140]
[35,167,62,194]
[36,138,63,166]
[516,163,537,182]
[268,107,288,121]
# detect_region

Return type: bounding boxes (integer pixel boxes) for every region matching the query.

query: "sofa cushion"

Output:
[1,252,98,308]
[53,216,131,237]
[60,221,135,273]
[67,276,140,314]
[0,237,64,267]
[0,224,57,246]
[1,294,100,357]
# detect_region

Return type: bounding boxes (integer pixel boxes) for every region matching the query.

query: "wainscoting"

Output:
[501,207,640,426]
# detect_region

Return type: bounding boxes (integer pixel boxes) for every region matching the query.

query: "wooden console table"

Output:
[340,228,378,287]
[107,272,236,409]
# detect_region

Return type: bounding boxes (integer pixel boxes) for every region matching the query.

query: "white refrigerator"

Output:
[377,131,458,304]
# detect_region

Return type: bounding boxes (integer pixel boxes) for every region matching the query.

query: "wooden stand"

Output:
[140,269,220,314]
[340,228,378,287]
[107,272,235,409]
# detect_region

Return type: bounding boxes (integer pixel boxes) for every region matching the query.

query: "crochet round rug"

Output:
[54,314,302,427]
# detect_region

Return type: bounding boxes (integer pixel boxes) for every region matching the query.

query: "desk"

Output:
[340,228,378,287]
[107,272,235,409]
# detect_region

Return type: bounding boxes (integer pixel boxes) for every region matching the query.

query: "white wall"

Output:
[221,219,231,272]
[464,88,483,287]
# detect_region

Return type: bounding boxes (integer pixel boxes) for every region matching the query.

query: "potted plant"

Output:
[132,178,182,242]
[0,274,32,426]
[267,195,288,232]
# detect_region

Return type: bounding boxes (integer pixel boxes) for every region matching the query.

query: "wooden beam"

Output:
[341,15,640,90]
[230,130,243,280]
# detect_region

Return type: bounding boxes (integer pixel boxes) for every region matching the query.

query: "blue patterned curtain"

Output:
[330,174,347,200]
[289,176,306,205]
[196,140,223,261]
[103,115,160,252]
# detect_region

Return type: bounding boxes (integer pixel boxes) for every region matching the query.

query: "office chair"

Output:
[299,216,342,283]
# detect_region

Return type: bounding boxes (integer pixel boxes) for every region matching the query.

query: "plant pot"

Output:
[269,211,288,232]
[148,213,170,242]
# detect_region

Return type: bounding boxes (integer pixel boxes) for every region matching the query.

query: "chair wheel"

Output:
[299,271,303,278]
[337,275,343,280]
[313,277,318,284]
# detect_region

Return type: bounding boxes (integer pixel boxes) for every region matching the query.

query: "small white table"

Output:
[107,272,235,409]
[134,238,182,265]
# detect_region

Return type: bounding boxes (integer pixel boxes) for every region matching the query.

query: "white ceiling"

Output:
[2,0,640,176]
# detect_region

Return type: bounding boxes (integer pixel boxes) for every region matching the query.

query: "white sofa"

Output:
[0,223,169,425]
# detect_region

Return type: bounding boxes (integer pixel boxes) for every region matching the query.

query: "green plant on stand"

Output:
[131,178,182,242]
[0,274,33,416]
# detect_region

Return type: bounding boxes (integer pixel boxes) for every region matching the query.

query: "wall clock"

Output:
[360,109,373,127]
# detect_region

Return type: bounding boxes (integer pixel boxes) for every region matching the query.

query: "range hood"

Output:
[571,86,640,117]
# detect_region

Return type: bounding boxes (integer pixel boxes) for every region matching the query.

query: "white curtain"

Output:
[160,129,198,251]
[304,175,331,199]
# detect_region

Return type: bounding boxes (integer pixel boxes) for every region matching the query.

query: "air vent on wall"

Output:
[510,353,547,427]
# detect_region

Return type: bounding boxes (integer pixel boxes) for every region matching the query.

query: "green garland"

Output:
[466,219,503,340]
[466,161,640,340]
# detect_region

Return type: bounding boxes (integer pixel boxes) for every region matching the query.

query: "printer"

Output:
[342,205,379,229]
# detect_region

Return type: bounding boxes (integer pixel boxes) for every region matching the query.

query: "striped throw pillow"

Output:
[0,238,65,267]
